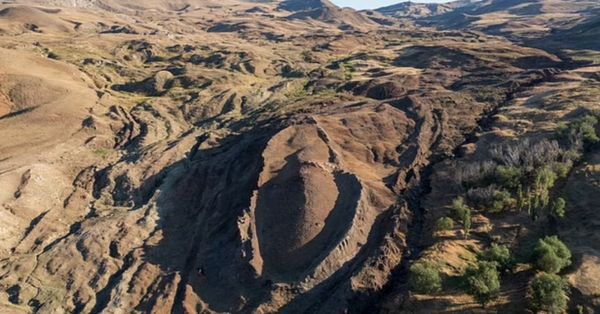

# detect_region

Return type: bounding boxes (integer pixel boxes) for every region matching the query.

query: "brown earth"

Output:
[0,0,599,313]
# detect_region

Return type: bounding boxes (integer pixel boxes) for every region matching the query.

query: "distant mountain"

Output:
[530,9,600,50]
[278,0,337,12]
[278,0,377,30]
[373,0,478,18]
[416,0,600,48]
[375,1,453,18]
[15,0,266,12]
[372,0,600,50]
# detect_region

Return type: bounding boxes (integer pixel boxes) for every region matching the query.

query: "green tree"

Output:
[530,167,559,220]
[479,244,513,272]
[517,184,525,211]
[409,261,442,294]
[529,273,569,314]
[464,261,501,307]
[464,209,472,236]
[533,236,572,274]
[452,197,468,220]
[452,197,472,236]
[553,198,566,219]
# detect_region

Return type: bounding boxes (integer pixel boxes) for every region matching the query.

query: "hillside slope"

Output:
[0,0,598,313]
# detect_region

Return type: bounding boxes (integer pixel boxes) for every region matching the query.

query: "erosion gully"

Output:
[362,63,571,312]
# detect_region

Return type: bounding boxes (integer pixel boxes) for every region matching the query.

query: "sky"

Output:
[332,0,450,10]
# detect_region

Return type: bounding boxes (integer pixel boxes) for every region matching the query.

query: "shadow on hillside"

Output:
[125,125,278,313]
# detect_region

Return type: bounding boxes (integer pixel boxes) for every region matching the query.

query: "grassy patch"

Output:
[566,49,600,65]
[342,61,355,81]
[284,80,310,99]
[93,148,111,160]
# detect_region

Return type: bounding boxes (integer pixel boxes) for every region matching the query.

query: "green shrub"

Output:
[435,217,454,232]
[535,167,558,191]
[94,148,110,159]
[479,244,513,272]
[409,261,442,294]
[490,190,517,212]
[463,208,472,236]
[529,273,569,314]
[580,115,599,145]
[562,149,582,162]
[553,198,566,219]
[551,162,572,179]
[556,122,569,135]
[533,236,572,274]
[284,80,310,98]
[495,166,523,190]
[342,62,355,81]
[464,261,501,307]
[557,115,599,147]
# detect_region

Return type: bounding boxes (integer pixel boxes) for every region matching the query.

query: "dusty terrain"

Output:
[0,0,599,313]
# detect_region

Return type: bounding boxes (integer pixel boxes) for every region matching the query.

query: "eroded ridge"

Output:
[1,0,599,313]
